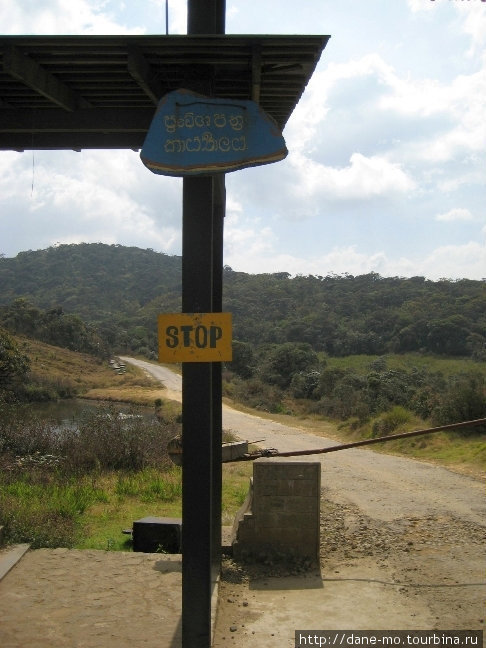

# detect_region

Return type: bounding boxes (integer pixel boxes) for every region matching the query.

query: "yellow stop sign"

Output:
[158,313,232,363]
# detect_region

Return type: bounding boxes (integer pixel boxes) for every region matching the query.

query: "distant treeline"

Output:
[224,269,485,360]
[0,243,484,360]
[0,300,108,358]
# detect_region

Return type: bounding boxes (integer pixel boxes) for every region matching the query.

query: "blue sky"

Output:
[0,0,485,279]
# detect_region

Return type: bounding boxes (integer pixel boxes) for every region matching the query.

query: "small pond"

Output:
[0,399,157,430]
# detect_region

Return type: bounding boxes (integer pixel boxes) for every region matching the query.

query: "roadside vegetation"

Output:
[223,348,486,475]
[0,403,250,550]
[225,345,485,424]
[0,331,165,404]
[0,404,174,548]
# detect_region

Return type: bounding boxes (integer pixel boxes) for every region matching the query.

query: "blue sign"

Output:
[140,89,287,176]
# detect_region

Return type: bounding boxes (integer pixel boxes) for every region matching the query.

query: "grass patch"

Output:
[378,431,486,476]
[115,467,182,502]
[0,467,185,552]
[222,462,253,525]
[336,412,486,478]
[19,337,162,400]
[325,353,486,377]
[76,470,184,551]
[0,472,109,548]
[82,386,168,405]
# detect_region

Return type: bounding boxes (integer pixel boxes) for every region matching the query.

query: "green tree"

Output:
[229,341,255,378]
[0,327,30,389]
[289,370,321,399]
[432,373,486,428]
[426,316,470,356]
[259,342,319,389]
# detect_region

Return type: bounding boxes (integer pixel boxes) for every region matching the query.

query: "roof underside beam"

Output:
[2,45,91,111]
[0,132,147,151]
[127,47,162,105]
[0,107,154,150]
[0,107,153,132]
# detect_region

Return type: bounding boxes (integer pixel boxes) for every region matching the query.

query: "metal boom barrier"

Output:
[231,417,486,461]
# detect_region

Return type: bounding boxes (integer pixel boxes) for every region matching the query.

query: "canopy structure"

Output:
[0,26,330,648]
[0,34,329,151]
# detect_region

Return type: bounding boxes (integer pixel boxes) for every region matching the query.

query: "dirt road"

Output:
[123,357,486,645]
[123,356,484,523]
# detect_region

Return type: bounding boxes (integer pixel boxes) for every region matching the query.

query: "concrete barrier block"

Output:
[232,459,321,561]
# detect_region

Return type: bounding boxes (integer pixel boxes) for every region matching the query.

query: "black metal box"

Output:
[132,516,182,553]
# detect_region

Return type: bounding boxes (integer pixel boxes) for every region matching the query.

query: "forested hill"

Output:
[0,243,484,359]
[0,243,182,321]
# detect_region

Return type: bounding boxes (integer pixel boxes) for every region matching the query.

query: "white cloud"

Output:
[436,166,484,193]
[292,46,486,173]
[435,208,474,222]
[290,151,415,201]
[381,72,486,162]
[0,150,182,256]
[459,3,486,58]
[224,213,276,261]
[0,153,33,200]
[406,0,436,13]
[286,54,397,153]
[284,49,486,212]
[0,0,144,35]
[224,234,486,281]
[418,241,486,280]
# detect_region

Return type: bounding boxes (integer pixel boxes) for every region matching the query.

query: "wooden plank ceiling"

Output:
[0,34,329,151]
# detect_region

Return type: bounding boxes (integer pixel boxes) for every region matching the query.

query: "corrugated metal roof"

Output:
[0,34,329,150]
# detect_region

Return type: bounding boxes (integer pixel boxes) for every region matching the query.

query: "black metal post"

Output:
[211,174,225,582]
[182,176,215,647]
[187,0,226,34]
[182,3,226,647]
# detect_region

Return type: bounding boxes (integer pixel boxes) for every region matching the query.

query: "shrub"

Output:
[0,405,179,474]
[60,406,178,473]
[231,377,283,413]
[259,342,319,389]
[432,373,486,432]
[371,406,412,437]
[289,370,321,399]
[0,503,78,548]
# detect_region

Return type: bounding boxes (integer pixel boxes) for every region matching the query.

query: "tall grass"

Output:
[0,404,178,472]
[115,467,182,502]
[0,472,108,548]
[0,405,182,549]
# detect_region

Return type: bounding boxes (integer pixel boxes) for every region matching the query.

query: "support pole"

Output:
[182,177,215,647]
[182,3,226,647]
[211,174,225,581]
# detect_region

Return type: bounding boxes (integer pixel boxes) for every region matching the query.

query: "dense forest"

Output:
[1,244,485,425]
[0,243,484,360]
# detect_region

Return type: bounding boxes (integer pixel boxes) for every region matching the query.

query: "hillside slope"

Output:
[1,244,484,358]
